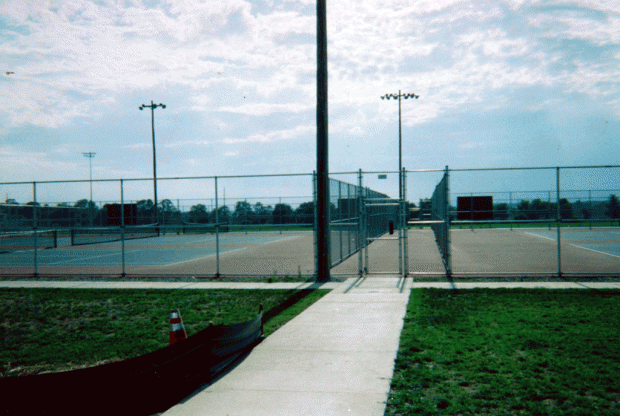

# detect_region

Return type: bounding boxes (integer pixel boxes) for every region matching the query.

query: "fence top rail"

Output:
[2,165,618,186]
[0,172,315,186]
[406,165,620,173]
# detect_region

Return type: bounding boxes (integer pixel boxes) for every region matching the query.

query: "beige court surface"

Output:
[1,228,617,277]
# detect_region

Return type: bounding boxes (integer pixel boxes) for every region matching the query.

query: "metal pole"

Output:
[139,101,165,224]
[364,187,369,273]
[313,171,318,278]
[33,182,37,277]
[121,179,126,277]
[339,181,343,261]
[150,102,158,224]
[82,152,95,225]
[316,0,330,281]
[510,191,513,231]
[445,166,451,278]
[398,91,404,275]
[215,176,220,277]
[557,167,562,277]
[589,190,592,230]
[358,169,363,276]
[403,167,408,277]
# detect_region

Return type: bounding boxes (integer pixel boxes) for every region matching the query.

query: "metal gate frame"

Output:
[359,168,408,277]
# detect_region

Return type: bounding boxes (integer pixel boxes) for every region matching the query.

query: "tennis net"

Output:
[0,230,58,253]
[70,224,160,246]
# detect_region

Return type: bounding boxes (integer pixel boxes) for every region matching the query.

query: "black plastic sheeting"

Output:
[0,308,263,415]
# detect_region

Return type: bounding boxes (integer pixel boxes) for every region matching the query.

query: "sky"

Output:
[0,0,619,209]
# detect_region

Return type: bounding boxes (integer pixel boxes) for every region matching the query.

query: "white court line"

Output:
[568,244,620,259]
[164,248,246,266]
[524,231,556,242]
[261,235,300,245]
[524,231,620,259]
[47,249,142,265]
[163,235,301,266]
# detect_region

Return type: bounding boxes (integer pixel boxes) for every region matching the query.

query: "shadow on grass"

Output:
[262,283,328,325]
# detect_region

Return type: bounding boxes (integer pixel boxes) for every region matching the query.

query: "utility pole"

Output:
[82,152,96,225]
[316,0,330,281]
[139,101,166,224]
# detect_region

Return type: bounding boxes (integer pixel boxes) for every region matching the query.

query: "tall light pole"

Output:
[82,152,96,203]
[381,90,418,275]
[139,101,166,224]
[381,91,418,185]
[82,152,95,225]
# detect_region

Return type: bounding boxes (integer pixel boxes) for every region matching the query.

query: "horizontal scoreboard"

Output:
[457,196,493,220]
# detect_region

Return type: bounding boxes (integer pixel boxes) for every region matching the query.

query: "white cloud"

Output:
[163,140,212,148]
[221,124,314,144]
[1,0,620,184]
[218,102,312,116]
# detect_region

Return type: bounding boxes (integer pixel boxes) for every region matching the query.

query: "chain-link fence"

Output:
[0,171,398,277]
[2,165,618,278]
[408,165,620,277]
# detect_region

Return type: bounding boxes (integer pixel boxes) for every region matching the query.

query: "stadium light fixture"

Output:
[139,101,166,224]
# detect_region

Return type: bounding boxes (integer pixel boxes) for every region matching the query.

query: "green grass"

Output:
[386,289,620,415]
[0,288,329,377]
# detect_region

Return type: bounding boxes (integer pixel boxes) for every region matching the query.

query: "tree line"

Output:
[492,194,620,220]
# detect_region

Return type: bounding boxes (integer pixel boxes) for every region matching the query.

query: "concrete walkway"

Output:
[162,277,412,416]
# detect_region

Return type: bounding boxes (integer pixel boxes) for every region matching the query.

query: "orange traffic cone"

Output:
[169,309,187,345]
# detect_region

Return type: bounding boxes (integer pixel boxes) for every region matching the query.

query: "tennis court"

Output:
[405,226,620,276]
[0,230,315,277]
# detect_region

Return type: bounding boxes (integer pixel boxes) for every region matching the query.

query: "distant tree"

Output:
[494,203,510,220]
[189,204,209,223]
[254,202,273,224]
[74,199,97,211]
[211,206,231,224]
[530,199,551,219]
[4,198,17,205]
[74,199,88,208]
[606,194,620,220]
[160,199,180,224]
[515,200,532,220]
[295,201,314,224]
[559,198,573,220]
[56,202,71,207]
[233,201,254,224]
[273,203,293,224]
[25,201,41,206]
[136,199,155,224]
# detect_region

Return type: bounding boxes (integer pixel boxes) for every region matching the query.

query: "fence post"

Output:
[445,166,452,278]
[589,190,592,230]
[556,167,562,278]
[215,176,220,278]
[339,180,343,261]
[403,167,408,277]
[313,171,318,278]
[509,191,513,231]
[33,181,38,276]
[399,173,403,276]
[358,169,363,276]
[121,179,126,277]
